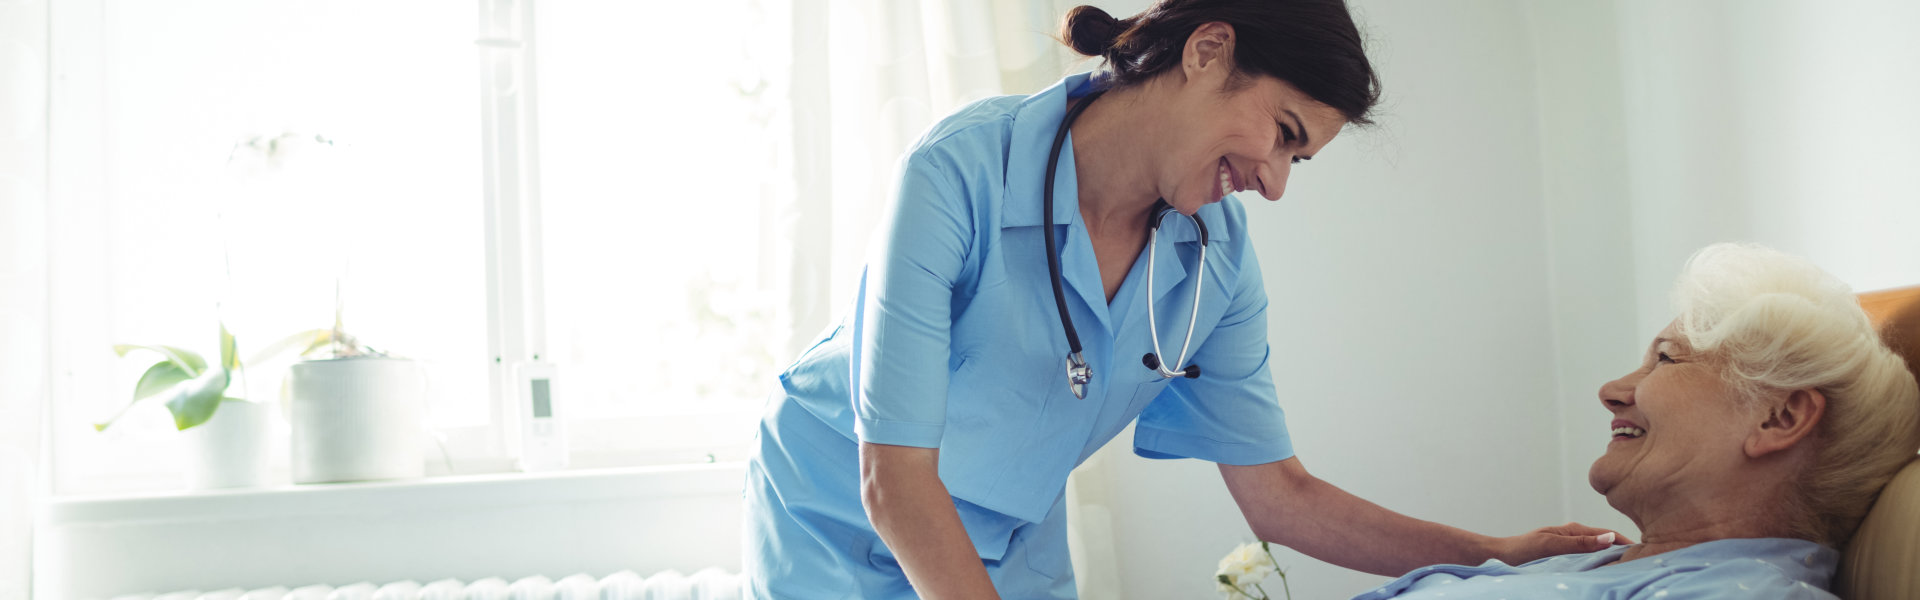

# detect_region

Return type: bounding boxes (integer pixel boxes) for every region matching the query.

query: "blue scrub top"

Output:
[746,71,1295,597]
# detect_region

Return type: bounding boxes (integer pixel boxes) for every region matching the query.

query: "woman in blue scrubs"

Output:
[745,1,1624,598]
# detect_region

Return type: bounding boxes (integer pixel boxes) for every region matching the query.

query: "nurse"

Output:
[745,1,1623,598]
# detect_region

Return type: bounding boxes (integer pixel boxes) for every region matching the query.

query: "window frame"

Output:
[45,0,819,494]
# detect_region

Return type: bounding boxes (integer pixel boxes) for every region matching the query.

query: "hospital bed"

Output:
[1837,284,1920,600]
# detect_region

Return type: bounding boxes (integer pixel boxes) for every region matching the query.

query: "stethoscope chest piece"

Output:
[1065,352,1091,399]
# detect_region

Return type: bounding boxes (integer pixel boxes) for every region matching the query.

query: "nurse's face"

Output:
[1587,321,1755,511]
[1156,25,1348,214]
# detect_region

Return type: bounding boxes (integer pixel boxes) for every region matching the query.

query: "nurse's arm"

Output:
[860,441,1000,599]
[1219,457,1623,576]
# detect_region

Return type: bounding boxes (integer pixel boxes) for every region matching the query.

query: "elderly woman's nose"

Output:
[1599,374,1637,409]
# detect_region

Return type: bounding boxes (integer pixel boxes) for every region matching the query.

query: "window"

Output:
[477,0,796,465]
[532,0,789,433]
[48,0,801,493]
[48,0,1063,493]
[49,0,487,494]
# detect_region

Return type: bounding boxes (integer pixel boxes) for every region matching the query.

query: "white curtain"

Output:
[786,0,1124,595]
[785,0,1098,334]
[0,0,52,597]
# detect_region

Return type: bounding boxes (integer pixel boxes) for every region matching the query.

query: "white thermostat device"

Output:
[513,361,569,472]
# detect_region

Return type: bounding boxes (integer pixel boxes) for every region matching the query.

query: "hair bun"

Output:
[1060,5,1125,57]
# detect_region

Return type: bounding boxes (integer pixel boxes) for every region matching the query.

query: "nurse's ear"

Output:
[1180,21,1238,87]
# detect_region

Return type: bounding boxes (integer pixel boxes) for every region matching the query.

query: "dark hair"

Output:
[1060,0,1380,125]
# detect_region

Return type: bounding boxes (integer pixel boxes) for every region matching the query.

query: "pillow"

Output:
[1837,285,1920,600]
[1840,456,1920,600]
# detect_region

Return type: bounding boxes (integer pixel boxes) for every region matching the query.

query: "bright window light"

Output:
[57,0,486,492]
[535,0,790,421]
[55,0,801,492]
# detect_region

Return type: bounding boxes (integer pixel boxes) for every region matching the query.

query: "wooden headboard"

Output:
[1837,285,1920,600]
[1858,285,1920,380]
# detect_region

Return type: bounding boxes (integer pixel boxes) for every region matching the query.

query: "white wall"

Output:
[1526,0,1643,545]
[1610,0,1920,333]
[1091,1,1573,598]
[0,0,51,597]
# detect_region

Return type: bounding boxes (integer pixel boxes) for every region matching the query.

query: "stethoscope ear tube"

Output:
[1142,204,1206,380]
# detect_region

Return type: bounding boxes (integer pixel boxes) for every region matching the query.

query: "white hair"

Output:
[1671,242,1920,546]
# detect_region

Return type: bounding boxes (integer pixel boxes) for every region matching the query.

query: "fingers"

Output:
[1552,522,1635,545]
[1574,530,1629,548]
[1577,530,1629,549]
[1534,532,1606,557]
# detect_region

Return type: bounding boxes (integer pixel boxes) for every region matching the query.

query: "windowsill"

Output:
[39,461,748,527]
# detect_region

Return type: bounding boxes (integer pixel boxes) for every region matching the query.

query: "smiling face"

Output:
[1587,321,1760,510]
[1152,23,1349,215]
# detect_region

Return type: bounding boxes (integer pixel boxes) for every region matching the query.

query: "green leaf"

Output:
[244,329,332,366]
[164,367,231,430]
[93,358,201,432]
[133,361,192,401]
[219,323,239,371]
[97,363,223,432]
[112,344,207,376]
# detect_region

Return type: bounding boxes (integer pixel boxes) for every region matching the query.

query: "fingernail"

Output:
[1598,532,1617,545]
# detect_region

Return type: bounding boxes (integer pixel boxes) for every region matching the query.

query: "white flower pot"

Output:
[183,398,272,490]
[288,357,426,484]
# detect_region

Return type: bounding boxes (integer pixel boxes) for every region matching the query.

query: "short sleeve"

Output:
[1133,241,1294,465]
[849,152,974,448]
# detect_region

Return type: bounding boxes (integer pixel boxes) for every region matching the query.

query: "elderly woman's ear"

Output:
[1745,388,1828,459]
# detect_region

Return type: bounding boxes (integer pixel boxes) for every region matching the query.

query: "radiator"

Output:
[106,569,745,600]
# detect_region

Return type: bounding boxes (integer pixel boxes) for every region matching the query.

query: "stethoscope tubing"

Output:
[1044,88,1207,399]
[1043,90,1101,362]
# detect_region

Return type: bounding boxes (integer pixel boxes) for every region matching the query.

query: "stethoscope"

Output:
[1044,89,1208,400]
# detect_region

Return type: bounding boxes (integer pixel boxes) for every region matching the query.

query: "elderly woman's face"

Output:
[1588,321,1757,504]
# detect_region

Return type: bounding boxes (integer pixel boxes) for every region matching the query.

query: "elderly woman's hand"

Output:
[1491,522,1632,566]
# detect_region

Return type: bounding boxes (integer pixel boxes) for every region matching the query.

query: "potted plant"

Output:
[96,130,357,490]
[103,324,332,490]
[286,305,427,484]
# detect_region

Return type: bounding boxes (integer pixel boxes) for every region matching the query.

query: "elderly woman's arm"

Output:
[1220,457,1622,576]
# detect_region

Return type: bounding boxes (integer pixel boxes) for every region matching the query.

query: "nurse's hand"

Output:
[1492,522,1634,566]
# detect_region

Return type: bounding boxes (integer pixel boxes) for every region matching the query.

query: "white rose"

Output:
[1215,542,1277,598]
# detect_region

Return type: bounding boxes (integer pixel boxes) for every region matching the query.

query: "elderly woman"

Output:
[1353,242,1920,599]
